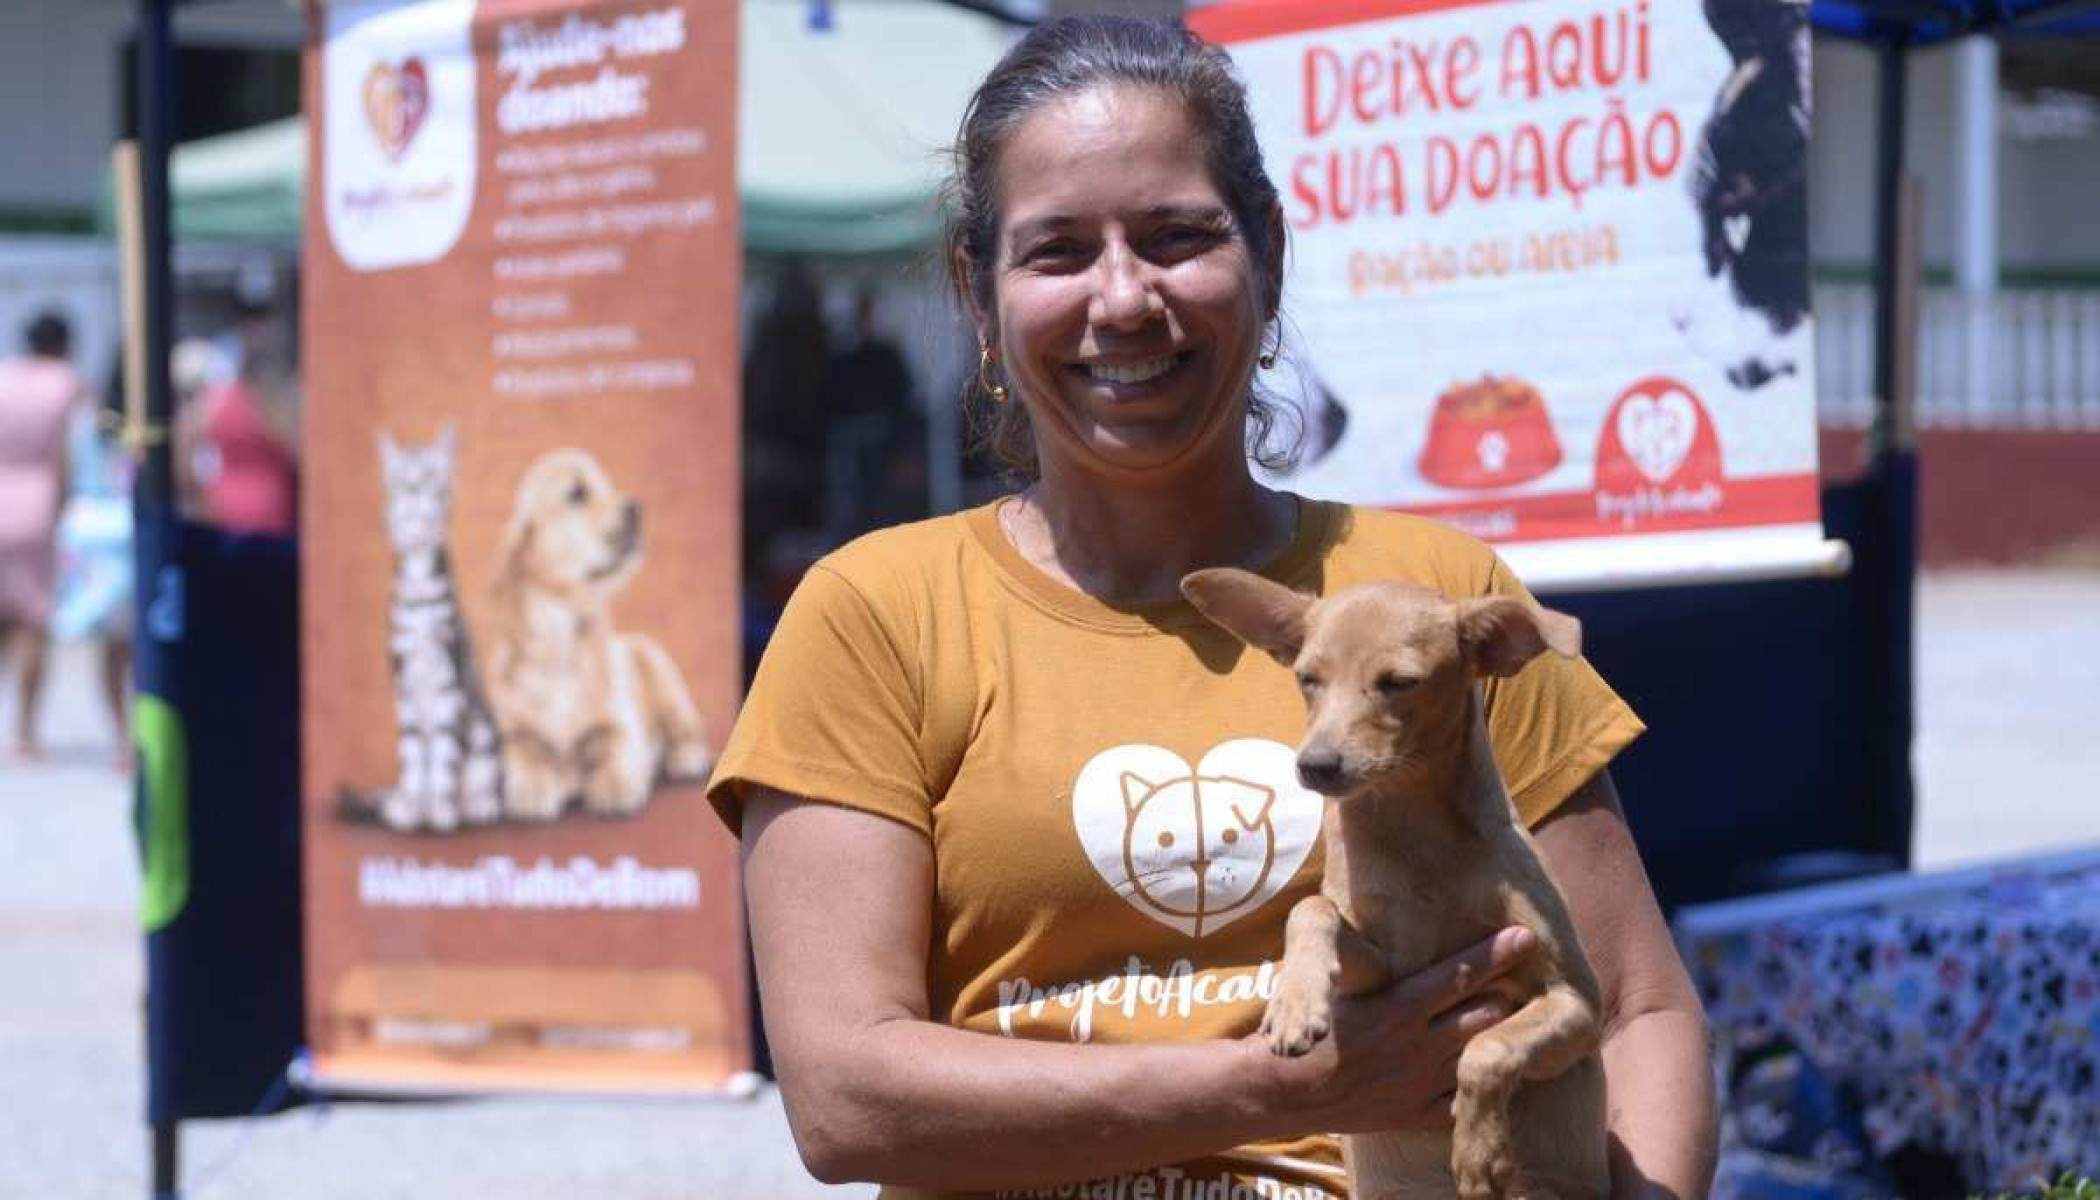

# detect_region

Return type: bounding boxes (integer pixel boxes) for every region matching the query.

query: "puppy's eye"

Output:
[566,481,589,505]
[1374,672,1419,696]
[1295,672,1322,692]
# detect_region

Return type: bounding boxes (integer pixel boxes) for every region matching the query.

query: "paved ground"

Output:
[1909,571,2100,868]
[2,569,2095,1198]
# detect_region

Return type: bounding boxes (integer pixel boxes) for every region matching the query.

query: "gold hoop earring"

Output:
[1257,324,1280,371]
[978,343,1009,404]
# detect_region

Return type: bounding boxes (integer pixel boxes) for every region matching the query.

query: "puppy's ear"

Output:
[1181,568,1312,666]
[495,479,537,582]
[1455,595,1582,678]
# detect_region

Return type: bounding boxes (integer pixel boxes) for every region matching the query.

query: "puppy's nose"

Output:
[1297,749,1345,793]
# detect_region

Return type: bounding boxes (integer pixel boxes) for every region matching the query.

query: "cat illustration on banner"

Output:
[355,426,505,833]
[340,428,711,833]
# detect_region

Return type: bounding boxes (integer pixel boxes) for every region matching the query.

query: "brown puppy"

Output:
[484,448,712,821]
[1182,569,1607,1200]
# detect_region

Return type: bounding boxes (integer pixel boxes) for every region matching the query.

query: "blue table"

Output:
[1675,846,2100,1196]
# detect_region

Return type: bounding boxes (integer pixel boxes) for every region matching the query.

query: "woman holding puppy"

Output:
[706,18,1714,1200]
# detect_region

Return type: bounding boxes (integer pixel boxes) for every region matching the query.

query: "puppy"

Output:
[1183,570,1607,1200]
[484,448,712,821]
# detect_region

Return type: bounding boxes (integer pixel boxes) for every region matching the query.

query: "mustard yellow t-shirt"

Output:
[707,497,1644,1200]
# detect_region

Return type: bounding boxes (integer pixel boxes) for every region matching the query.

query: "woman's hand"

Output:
[1257,927,1537,1134]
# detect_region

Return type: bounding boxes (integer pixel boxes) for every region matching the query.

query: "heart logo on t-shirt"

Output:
[1615,388,1698,484]
[1072,739,1323,938]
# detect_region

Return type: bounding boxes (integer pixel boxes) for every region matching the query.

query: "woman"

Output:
[0,311,86,761]
[53,368,137,768]
[707,18,1716,1200]
[181,342,298,538]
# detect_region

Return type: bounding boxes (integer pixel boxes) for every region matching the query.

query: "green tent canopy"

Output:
[105,0,1011,256]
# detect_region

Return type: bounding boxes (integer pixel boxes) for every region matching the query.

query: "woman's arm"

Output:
[1532,770,1718,1200]
[742,786,1535,1191]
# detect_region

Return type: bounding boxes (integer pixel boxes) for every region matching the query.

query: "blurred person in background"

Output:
[741,258,834,647]
[0,311,88,761]
[179,332,298,538]
[822,286,924,540]
[169,336,227,520]
[743,258,832,543]
[51,365,139,768]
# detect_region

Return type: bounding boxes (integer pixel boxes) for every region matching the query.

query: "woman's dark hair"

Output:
[941,16,1299,477]
[24,310,71,359]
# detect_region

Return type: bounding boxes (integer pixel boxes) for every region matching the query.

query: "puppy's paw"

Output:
[460,788,501,825]
[663,737,713,782]
[379,791,422,832]
[581,761,651,816]
[1453,1145,1519,1200]
[424,797,460,834]
[503,770,569,822]
[1259,982,1332,1057]
[1451,1103,1519,1200]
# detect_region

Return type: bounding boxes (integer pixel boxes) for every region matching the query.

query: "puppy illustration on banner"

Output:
[484,447,713,823]
[344,432,711,832]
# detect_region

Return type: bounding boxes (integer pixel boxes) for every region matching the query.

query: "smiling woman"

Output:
[705,16,1715,1200]
[942,21,1294,489]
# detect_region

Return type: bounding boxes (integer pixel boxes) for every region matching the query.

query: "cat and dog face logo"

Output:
[1072,739,1323,938]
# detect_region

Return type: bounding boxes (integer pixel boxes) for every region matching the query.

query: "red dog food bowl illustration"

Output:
[1417,375,1563,490]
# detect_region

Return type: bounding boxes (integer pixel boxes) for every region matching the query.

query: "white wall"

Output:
[0,2,130,211]
[0,0,302,214]
[1811,37,2100,274]
[0,238,120,389]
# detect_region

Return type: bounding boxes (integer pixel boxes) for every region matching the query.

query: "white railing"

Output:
[1815,281,2100,430]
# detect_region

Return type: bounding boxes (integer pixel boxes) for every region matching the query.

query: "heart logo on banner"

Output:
[1072,738,1323,938]
[363,57,430,162]
[1615,387,1699,484]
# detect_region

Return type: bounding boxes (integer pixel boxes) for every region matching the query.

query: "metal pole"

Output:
[151,1121,179,1200]
[1863,41,1917,873]
[136,1,179,1197]
[136,0,175,506]
[1954,36,1998,423]
[1870,43,1907,458]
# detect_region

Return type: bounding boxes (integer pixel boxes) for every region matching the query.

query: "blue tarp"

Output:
[1810,0,2100,44]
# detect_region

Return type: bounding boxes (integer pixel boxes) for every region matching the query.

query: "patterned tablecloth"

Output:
[1674,847,2100,1197]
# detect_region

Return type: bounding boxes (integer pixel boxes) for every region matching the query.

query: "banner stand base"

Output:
[1505,529,1853,595]
[289,1051,766,1104]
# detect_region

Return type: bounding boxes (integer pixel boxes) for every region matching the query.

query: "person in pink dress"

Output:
[0,311,87,760]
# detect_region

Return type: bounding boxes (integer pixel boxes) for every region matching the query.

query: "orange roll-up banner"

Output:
[300,0,747,1094]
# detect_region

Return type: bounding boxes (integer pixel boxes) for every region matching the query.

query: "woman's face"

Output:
[985,84,1273,477]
